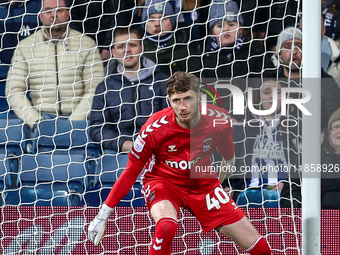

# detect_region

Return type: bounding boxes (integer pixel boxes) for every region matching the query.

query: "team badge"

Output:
[203,138,212,152]
[225,12,236,22]
[154,3,164,12]
[134,135,146,152]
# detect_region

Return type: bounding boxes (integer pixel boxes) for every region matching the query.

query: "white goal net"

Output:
[0,0,339,254]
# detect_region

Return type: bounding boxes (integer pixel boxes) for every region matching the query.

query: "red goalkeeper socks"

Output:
[150,217,177,255]
[246,236,272,255]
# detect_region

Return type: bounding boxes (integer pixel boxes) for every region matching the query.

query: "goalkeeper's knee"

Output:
[150,217,177,255]
[246,236,272,255]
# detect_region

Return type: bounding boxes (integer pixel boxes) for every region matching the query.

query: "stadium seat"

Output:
[31,118,100,187]
[82,182,145,207]
[11,154,87,206]
[236,189,280,208]
[93,150,130,187]
[0,118,28,205]
[85,151,144,207]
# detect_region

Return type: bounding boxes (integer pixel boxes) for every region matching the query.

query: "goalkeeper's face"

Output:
[169,90,201,129]
[40,0,70,33]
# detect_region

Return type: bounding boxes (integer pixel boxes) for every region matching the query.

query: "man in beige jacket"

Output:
[6,0,104,129]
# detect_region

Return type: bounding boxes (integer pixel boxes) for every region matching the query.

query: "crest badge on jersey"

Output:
[203,138,212,152]
[134,135,146,152]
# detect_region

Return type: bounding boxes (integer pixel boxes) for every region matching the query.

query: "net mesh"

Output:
[0,0,335,254]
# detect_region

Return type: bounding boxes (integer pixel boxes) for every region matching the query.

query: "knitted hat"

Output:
[276,27,302,51]
[141,0,176,29]
[328,107,340,131]
[208,0,243,29]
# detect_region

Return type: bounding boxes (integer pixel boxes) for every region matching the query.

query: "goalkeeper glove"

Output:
[88,203,114,245]
[218,156,235,182]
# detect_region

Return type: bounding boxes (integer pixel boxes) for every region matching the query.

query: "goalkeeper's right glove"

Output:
[88,203,114,245]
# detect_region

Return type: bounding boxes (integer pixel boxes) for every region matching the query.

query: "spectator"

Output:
[0,0,41,112]
[5,0,104,130]
[90,27,168,153]
[115,0,142,25]
[235,0,300,50]
[322,0,340,42]
[67,0,116,62]
[321,14,340,87]
[281,107,340,209]
[298,13,340,87]
[188,0,273,120]
[320,108,340,208]
[141,0,192,76]
[192,0,272,87]
[276,26,340,131]
[170,0,211,51]
[230,71,300,206]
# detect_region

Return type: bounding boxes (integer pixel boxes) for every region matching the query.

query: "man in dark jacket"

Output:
[276,26,340,131]
[0,0,41,111]
[90,27,169,153]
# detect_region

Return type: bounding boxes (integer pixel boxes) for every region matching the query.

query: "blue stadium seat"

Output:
[93,151,129,187]
[82,182,145,207]
[0,155,14,205]
[10,154,87,206]
[86,150,144,207]
[236,189,280,208]
[31,118,100,187]
[0,118,28,205]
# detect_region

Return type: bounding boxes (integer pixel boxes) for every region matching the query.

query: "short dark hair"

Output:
[166,72,200,96]
[112,26,141,44]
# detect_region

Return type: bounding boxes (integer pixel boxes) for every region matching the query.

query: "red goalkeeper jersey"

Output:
[105,104,235,207]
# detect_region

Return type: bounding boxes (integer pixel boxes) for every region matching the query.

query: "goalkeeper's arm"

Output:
[88,160,143,245]
[218,156,235,183]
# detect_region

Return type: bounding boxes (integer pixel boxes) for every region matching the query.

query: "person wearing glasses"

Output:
[281,107,340,209]
[276,27,340,131]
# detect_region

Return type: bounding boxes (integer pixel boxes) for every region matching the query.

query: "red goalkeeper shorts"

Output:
[142,177,244,232]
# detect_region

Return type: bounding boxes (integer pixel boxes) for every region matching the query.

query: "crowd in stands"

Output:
[1,0,340,208]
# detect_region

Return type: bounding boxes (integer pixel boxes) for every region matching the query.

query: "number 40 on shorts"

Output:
[206,187,238,210]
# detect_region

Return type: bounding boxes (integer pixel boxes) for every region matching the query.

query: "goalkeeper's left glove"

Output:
[88,203,114,245]
[218,156,235,182]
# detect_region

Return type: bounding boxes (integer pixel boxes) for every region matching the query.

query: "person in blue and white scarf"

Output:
[230,71,300,207]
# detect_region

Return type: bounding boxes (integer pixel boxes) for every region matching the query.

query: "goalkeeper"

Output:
[88,72,272,255]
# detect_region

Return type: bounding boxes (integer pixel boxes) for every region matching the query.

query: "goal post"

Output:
[301,0,321,254]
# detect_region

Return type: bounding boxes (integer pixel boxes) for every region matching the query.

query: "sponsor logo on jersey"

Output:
[134,135,145,152]
[203,138,212,152]
[165,157,201,170]
[165,160,192,170]
[168,145,177,152]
